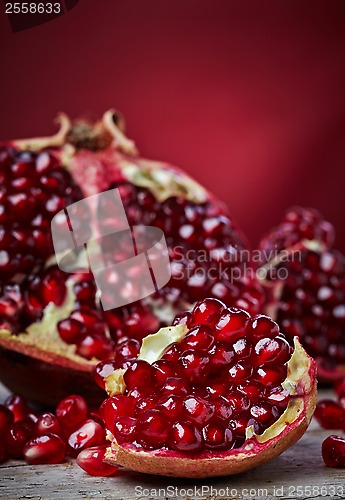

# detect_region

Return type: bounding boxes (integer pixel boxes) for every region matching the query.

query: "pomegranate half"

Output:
[101,299,317,478]
[258,206,345,382]
[0,111,264,406]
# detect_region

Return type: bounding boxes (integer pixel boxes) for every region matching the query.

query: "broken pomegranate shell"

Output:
[258,206,345,383]
[0,111,264,406]
[102,299,317,478]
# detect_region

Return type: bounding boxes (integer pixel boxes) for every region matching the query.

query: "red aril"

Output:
[76,445,119,476]
[56,395,88,431]
[322,435,345,467]
[23,434,66,465]
[67,419,105,457]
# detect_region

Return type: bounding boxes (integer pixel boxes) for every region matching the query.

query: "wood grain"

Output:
[0,384,343,500]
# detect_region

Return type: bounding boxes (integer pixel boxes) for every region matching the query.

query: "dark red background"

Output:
[1,0,345,251]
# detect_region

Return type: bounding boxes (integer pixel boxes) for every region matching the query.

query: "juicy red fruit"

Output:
[56,394,88,430]
[322,435,345,467]
[102,299,293,455]
[23,434,66,465]
[77,445,119,477]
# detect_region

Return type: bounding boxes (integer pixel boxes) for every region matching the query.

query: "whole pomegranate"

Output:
[99,298,316,478]
[0,111,264,406]
[258,206,345,382]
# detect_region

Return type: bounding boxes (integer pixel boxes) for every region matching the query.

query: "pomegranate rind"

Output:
[104,329,317,478]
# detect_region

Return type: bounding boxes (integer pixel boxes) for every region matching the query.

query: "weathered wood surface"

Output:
[0,384,343,500]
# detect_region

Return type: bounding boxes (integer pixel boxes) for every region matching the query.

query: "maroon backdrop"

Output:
[1,0,345,251]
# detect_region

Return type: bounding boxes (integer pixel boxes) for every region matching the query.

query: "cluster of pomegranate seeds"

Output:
[0,392,115,472]
[260,206,345,372]
[100,298,293,454]
[0,147,83,285]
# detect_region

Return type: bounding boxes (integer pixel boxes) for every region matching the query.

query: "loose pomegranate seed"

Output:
[5,422,33,458]
[76,445,119,476]
[202,420,234,450]
[322,435,345,467]
[4,394,29,422]
[67,419,105,457]
[56,395,88,430]
[169,421,203,453]
[0,404,14,435]
[23,434,66,465]
[139,409,171,449]
[314,400,345,429]
[34,413,62,437]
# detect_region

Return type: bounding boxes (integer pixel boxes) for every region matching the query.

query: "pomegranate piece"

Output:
[76,445,119,476]
[259,206,345,381]
[102,298,317,479]
[322,435,345,467]
[314,400,345,429]
[23,434,66,465]
[67,419,105,457]
[56,394,88,430]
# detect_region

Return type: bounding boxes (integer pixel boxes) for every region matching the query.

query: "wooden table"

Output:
[0,383,344,500]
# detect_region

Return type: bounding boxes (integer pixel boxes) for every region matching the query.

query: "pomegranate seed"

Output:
[267,387,290,408]
[114,338,140,363]
[180,325,214,351]
[253,336,291,366]
[178,349,210,383]
[76,445,119,476]
[34,413,62,437]
[233,337,252,359]
[93,360,118,389]
[208,342,235,371]
[169,422,202,453]
[227,361,253,383]
[56,395,88,430]
[0,404,14,435]
[205,381,228,399]
[249,315,279,342]
[182,396,215,426]
[134,396,157,417]
[214,398,233,422]
[190,298,225,327]
[203,420,234,450]
[314,400,345,429]
[250,403,279,426]
[151,360,177,387]
[161,377,190,397]
[113,416,138,444]
[4,394,29,422]
[255,365,286,387]
[5,422,33,458]
[139,409,171,448]
[123,360,153,391]
[100,396,135,435]
[67,419,105,457]
[76,334,113,360]
[172,311,191,326]
[57,318,87,344]
[157,395,183,420]
[162,342,181,364]
[23,434,66,464]
[215,308,250,342]
[322,435,345,467]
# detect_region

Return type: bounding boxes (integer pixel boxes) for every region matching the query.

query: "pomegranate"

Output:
[258,206,345,382]
[0,111,264,406]
[101,298,316,478]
